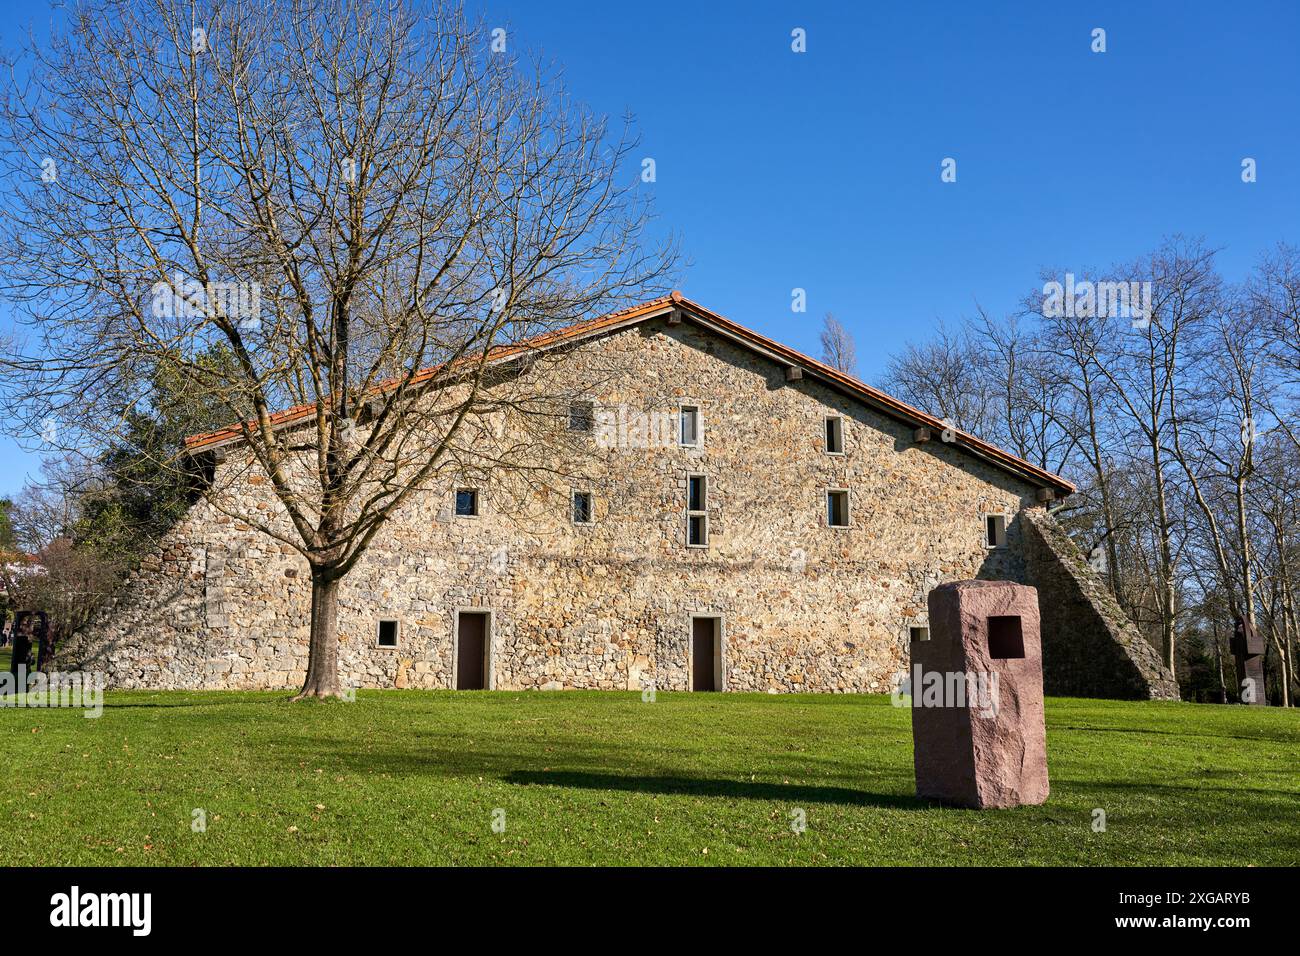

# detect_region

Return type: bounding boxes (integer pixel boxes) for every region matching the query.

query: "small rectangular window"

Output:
[688,474,707,512]
[827,489,850,528]
[572,491,592,524]
[825,416,844,454]
[680,405,700,446]
[687,513,709,547]
[686,473,708,547]
[568,400,594,432]
[455,488,479,517]
[986,514,1007,548]
[377,620,399,648]
[909,626,930,643]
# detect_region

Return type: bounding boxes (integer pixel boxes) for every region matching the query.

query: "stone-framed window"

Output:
[826,488,850,528]
[909,625,930,642]
[824,415,845,454]
[985,513,1007,549]
[377,619,400,648]
[679,405,701,447]
[686,473,708,547]
[572,490,593,525]
[568,399,595,432]
[455,488,480,517]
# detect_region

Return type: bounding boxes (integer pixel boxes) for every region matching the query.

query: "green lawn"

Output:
[1,689,1296,865]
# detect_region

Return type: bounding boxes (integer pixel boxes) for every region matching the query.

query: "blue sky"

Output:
[1,0,1297,495]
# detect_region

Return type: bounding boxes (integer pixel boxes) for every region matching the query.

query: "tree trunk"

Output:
[1280,625,1292,709]
[1212,621,1228,704]
[295,569,343,699]
[1082,385,1125,603]
[1152,453,1177,673]
[1271,515,1295,708]
[1100,486,1124,603]
[1234,477,1257,629]
[1287,598,1299,708]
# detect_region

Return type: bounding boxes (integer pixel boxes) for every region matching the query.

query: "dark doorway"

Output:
[456,612,490,689]
[691,617,720,691]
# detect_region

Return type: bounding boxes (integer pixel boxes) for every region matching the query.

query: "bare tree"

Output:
[0,0,676,698]
[1168,291,1273,648]
[819,313,857,376]
[0,472,128,650]
[1255,451,1297,706]
[884,237,1300,703]
[967,306,1074,474]
[1254,244,1300,451]
[1031,283,1128,601]
[1090,238,1219,673]
[880,321,994,437]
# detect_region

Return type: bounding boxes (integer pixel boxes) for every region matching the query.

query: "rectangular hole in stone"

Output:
[986,514,1007,547]
[909,626,930,642]
[827,490,849,527]
[825,416,844,454]
[987,615,1024,659]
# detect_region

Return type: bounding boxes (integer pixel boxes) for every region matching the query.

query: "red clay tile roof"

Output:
[184,291,1075,495]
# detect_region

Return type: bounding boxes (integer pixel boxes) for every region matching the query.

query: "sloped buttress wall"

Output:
[1020,509,1179,700]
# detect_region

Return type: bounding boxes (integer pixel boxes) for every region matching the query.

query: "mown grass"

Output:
[1,689,1296,865]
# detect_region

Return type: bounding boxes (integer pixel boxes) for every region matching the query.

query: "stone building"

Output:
[64,293,1178,699]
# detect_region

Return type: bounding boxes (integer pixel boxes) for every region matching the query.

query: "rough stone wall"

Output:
[64,317,1044,694]
[1019,508,1180,700]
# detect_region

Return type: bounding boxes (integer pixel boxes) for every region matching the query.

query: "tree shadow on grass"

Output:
[1052,724,1300,745]
[1054,775,1300,802]
[264,731,924,809]
[272,731,668,776]
[98,696,292,709]
[505,769,927,810]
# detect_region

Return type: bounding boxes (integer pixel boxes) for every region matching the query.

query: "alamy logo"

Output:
[151,272,261,327]
[1041,272,1152,327]
[0,667,104,717]
[49,886,151,936]
[595,406,678,449]
[891,665,1000,718]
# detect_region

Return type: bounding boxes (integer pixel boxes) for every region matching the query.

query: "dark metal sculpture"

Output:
[8,610,33,677]
[1231,615,1267,706]
[33,611,52,671]
[6,610,52,679]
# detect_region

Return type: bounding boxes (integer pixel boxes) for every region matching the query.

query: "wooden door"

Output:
[456,612,488,690]
[692,618,717,691]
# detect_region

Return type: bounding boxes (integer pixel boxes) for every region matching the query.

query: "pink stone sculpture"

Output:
[910,580,1049,809]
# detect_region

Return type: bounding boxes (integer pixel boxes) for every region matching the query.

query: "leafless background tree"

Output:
[819,313,857,376]
[884,237,1300,704]
[0,469,128,650]
[883,320,995,439]
[0,0,677,697]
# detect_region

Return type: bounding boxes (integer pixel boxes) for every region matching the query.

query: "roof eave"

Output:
[182,292,1075,497]
[672,300,1075,497]
[182,298,679,455]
